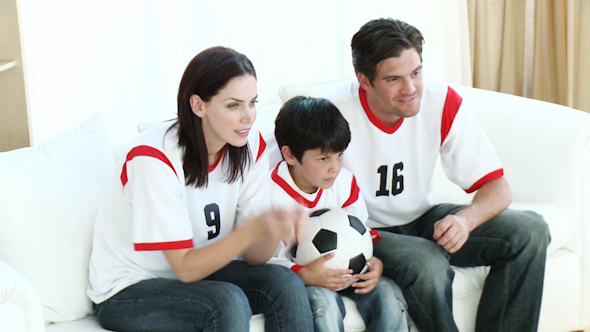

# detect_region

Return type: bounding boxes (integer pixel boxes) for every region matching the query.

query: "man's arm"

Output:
[433,176,512,253]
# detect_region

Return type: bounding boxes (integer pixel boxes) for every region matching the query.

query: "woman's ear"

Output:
[281,145,299,166]
[190,94,206,118]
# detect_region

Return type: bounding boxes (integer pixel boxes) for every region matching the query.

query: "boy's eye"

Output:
[318,157,327,162]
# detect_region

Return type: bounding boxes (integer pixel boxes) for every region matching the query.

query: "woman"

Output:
[87,46,313,332]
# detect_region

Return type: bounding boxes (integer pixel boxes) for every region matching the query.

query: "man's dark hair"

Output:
[351,18,424,84]
[173,46,256,188]
[274,97,351,162]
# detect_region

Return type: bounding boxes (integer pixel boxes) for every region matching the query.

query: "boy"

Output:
[269,96,410,332]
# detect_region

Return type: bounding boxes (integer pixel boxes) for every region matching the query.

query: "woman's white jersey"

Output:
[87,121,270,303]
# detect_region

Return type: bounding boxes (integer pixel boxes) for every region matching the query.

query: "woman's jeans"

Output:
[307,276,411,332]
[94,260,313,332]
[373,203,551,332]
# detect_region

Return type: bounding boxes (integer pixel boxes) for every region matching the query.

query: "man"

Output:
[330,18,550,332]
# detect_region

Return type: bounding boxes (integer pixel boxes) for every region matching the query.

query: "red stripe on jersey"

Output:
[440,86,463,146]
[121,145,178,186]
[271,161,323,208]
[342,175,360,208]
[291,264,304,273]
[370,230,381,244]
[256,133,267,162]
[134,239,194,251]
[209,145,226,172]
[359,86,404,134]
[465,169,504,193]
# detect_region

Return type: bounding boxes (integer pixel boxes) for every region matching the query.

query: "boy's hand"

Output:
[351,256,383,294]
[297,253,353,291]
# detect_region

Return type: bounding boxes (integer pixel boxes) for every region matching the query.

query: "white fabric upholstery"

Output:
[0,113,115,324]
[0,260,44,332]
[2,80,590,332]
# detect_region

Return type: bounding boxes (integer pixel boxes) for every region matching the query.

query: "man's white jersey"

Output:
[332,81,503,228]
[87,121,270,304]
[268,160,369,270]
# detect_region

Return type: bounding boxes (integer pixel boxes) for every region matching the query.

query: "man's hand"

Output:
[297,253,353,291]
[351,256,383,294]
[433,214,472,253]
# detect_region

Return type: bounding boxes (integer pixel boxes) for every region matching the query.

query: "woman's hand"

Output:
[242,207,308,265]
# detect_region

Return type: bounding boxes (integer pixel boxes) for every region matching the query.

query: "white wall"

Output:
[19,0,471,150]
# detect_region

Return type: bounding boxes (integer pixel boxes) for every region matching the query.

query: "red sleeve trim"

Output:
[291,264,304,273]
[121,145,178,186]
[342,175,360,208]
[256,133,267,162]
[271,161,323,208]
[359,87,404,134]
[370,230,381,244]
[134,239,194,251]
[465,169,504,193]
[440,86,463,146]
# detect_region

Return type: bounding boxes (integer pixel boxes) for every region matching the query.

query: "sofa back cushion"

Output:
[0,113,115,324]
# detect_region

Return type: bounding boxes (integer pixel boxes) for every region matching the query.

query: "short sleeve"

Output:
[123,146,194,250]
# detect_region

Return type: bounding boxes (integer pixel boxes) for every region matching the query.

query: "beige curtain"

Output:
[468,0,590,113]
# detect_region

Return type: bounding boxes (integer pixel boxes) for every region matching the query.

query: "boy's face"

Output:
[288,148,343,194]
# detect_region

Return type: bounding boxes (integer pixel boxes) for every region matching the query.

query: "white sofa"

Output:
[1,79,589,332]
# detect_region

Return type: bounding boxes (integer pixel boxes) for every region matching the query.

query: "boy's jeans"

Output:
[95,261,313,332]
[374,203,550,332]
[308,276,411,332]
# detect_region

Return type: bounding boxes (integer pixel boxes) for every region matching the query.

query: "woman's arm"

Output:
[164,209,297,283]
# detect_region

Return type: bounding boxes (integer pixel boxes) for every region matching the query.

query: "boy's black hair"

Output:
[274,96,351,162]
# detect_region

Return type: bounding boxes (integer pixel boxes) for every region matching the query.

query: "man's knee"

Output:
[374,235,454,289]
[500,209,551,252]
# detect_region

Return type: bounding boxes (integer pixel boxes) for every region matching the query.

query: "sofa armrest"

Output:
[0,260,45,332]
[452,85,590,329]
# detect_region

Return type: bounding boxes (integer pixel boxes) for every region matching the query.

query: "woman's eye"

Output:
[249,100,258,106]
[228,104,239,109]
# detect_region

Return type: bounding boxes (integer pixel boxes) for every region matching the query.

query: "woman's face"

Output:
[196,75,258,152]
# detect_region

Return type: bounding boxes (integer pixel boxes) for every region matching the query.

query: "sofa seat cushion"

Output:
[0,113,115,324]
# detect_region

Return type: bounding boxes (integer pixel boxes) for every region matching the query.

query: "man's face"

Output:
[360,48,423,127]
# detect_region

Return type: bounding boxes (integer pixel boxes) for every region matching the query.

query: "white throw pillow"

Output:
[0,113,115,324]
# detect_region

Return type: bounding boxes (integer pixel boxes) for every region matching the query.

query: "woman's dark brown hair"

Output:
[172,46,256,188]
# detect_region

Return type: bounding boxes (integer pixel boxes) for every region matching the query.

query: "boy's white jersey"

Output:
[269,160,369,270]
[87,121,270,304]
[331,81,503,228]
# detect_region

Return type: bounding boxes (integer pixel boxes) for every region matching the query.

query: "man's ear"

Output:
[190,94,206,118]
[281,145,299,166]
[357,72,372,92]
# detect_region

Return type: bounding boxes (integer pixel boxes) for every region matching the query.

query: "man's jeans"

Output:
[94,261,313,332]
[373,204,551,332]
[307,276,411,332]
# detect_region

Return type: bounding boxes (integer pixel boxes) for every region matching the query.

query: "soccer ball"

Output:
[291,208,373,291]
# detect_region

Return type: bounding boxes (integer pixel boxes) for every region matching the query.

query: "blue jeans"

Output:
[94,260,313,332]
[307,276,410,332]
[373,204,550,332]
